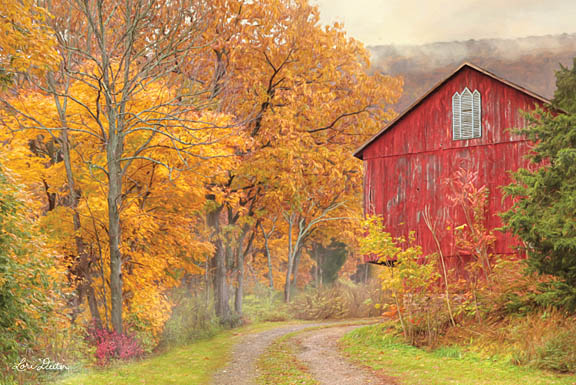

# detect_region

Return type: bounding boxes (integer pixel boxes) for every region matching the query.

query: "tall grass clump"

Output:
[289,279,384,320]
[160,288,221,348]
[507,309,576,372]
[243,284,291,322]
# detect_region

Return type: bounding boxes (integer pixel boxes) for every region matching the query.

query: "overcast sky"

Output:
[312,0,576,46]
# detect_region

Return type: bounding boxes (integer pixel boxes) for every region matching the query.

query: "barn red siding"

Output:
[359,65,547,263]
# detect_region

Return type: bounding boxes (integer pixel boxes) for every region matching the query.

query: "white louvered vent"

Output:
[452,92,461,140]
[461,88,473,138]
[473,90,481,138]
[452,88,481,140]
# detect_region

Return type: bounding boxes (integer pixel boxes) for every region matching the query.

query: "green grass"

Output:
[341,324,576,385]
[256,331,318,385]
[48,322,295,385]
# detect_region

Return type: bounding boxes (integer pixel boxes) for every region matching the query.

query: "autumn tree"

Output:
[1,0,239,334]
[264,137,363,302]
[198,0,401,316]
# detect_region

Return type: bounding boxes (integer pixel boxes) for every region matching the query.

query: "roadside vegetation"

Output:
[45,283,381,384]
[342,324,576,385]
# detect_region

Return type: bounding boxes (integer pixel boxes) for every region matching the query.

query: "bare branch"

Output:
[308,108,370,133]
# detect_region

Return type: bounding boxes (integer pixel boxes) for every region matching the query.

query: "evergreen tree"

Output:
[502,58,576,309]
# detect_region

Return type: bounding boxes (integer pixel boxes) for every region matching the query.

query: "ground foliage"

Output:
[288,279,383,320]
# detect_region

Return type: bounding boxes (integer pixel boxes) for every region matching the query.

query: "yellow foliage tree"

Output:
[0,68,241,340]
[197,0,402,315]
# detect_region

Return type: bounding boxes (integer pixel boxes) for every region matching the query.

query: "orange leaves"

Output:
[195,0,403,289]
[0,0,58,77]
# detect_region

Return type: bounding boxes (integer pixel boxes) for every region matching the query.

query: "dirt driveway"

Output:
[211,320,397,385]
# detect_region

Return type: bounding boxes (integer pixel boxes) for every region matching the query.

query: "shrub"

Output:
[86,323,144,366]
[0,171,66,384]
[290,286,347,320]
[481,257,571,316]
[359,216,445,345]
[443,308,576,374]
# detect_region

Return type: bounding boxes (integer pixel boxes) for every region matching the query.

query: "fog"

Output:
[368,33,576,74]
[312,0,576,46]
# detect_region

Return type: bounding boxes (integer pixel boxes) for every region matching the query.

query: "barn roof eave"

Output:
[352,62,553,160]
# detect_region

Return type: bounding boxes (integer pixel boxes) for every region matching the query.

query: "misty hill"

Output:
[369,33,576,112]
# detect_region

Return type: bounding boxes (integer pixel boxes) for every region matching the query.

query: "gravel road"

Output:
[211,322,324,385]
[211,320,396,385]
[297,325,399,385]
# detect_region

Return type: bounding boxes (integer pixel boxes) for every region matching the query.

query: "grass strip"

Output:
[341,324,576,385]
[256,330,319,385]
[49,322,296,385]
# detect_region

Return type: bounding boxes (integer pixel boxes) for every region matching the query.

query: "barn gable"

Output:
[355,63,551,264]
[354,63,550,159]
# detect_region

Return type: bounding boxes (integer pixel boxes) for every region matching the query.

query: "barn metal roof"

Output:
[353,62,552,160]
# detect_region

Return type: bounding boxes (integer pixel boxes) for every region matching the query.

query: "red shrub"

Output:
[87,323,144,365]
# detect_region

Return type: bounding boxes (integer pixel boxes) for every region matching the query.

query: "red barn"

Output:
[354,62,551,265]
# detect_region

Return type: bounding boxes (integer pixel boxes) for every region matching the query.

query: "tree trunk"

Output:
[207,202,231,324]
[315,250,323,288]
[264,236,274,289]
[284,218,294,302]
[86,284,102,328]
[260,222,275,289]
[234,260,244,315]
[55,92,103,329]
[291,247,302,289]
[214,245,230,323]
[284,266,292,302]
[107,132,124,334]
[235,226,255,316]
[234,232,246,315]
